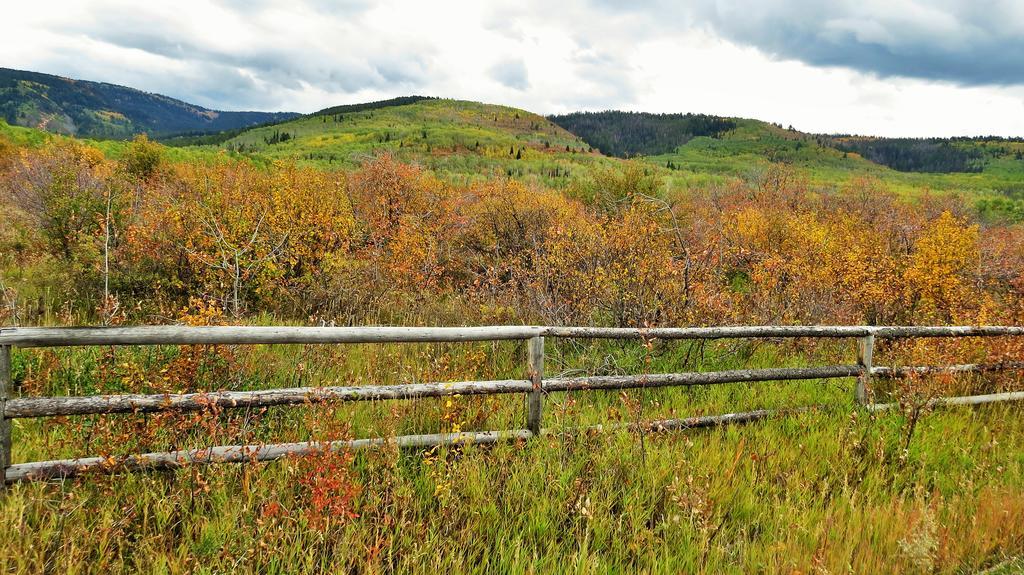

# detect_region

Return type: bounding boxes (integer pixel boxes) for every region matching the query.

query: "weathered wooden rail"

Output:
[1,324,1023,485]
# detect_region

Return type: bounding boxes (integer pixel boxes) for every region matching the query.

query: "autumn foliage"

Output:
[0,140,1020,331]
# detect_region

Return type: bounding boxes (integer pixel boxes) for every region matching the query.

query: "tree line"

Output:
[548,111,736,158]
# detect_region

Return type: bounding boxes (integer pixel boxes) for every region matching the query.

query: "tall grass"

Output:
[2,339,1023,573]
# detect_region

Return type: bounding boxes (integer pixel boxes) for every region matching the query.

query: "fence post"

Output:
[526,336,544,436]
[856,335,874,406]
[1,345,10,488]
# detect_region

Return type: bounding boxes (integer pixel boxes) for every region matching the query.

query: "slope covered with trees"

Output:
[548,110,736,157]
[312,95,438,117]
[825,136,995,173]
[0,67,298,139]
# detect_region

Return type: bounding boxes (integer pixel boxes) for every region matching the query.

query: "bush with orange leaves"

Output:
[3,137,1024,335]
[692,168,991,327]
[5,141,112,257]
[0,133,14,168]
[456,178,586,305]
[903,211,980,322]
[595,203,685,326]
[126,160,354,316]
[1,140,129,308]
[346,154,458,294]
[526,202,685,326]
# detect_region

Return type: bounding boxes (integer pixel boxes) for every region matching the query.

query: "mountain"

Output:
[0,68,299,139]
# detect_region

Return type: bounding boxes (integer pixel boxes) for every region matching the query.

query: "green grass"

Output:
[0,119,57,148]
[2,338,1023,573]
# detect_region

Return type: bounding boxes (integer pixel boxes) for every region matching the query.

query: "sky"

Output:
[4,0,1024,137]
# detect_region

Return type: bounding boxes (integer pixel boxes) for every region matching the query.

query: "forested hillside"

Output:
[825,136,1001,173]
[312,95,438,117]
[0,68,298,139]
[548,110,736,157]
[550,107,1024,176]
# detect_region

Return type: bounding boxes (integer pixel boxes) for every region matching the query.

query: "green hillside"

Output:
[0,68,298,139]
[647,119,1024,201]
[210,98,616,186]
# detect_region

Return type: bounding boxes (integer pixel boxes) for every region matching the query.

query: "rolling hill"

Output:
[0,68,299,139]
[197,96,1024,200]
[208,97,614,185]
[550,109,1024,174]
[176,95,1024,221]
[4,66,1024,217]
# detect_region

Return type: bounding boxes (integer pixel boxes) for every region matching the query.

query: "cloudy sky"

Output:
[4,0,1024,137]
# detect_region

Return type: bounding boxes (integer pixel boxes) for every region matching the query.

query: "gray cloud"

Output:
[43,0,436,110]
[88,25,428,95]
[34,50,282,110]
[489,58,529,90]
[599,0,1024,87]
[704,1,1024,86]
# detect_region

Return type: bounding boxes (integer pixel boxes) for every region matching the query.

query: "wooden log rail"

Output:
[1,324,1024,485]
[4,325,1024,348]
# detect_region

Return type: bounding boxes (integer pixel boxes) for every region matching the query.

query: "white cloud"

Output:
[2,0,1024,136]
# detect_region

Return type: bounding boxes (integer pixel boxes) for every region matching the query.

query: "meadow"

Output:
[4,334,1023,573]
[2,101,1024,572]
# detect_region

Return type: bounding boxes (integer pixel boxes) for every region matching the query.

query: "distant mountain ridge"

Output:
[4,66,1021,180]
[0,68,299,139]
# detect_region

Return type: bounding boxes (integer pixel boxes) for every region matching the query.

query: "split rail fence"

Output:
[1,324,1024,485]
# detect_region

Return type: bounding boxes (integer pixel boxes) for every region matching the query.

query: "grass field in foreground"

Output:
[1,339,1022,573]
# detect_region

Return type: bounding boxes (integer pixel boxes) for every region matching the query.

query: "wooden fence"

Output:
[2,324,1024,485]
